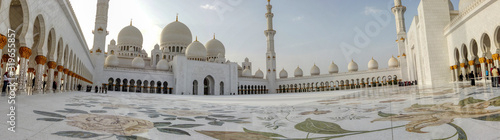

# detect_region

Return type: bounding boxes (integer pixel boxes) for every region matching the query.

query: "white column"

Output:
[34,64,45,94]
[18,58,28,93]
[46,61,56,93]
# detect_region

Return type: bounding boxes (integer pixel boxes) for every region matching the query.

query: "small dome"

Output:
[105,54,119,66]
[131,57,145,68]
[294,66,303,77]
[160,21,192,46]
[279,68,288,79]
[156,59,169,70]
[117,25,143,46]
[242,68,252,77]
[388,56,399,68]
[205,38,225,58]
[459,0,473,12]
[310,64,320,76]
[368,58,379,70]
[244,57,249,62]
[254,69,264,79]
[186,40,207,60]
[110,39,116,45]
[348,60,358,72]
[328,61,339,74]
[154,44,159,50]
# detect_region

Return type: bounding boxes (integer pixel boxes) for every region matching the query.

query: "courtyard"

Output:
[2,83,500,140]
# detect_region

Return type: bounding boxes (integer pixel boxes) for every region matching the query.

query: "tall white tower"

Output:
[265,0,277,93]
[392,0,409,81]
[91,0,110,86]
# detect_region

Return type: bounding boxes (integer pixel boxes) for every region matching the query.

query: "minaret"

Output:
[392,0,409,81]
[265,0,277,94]
[92,0,109,53]
[91,0,110,86]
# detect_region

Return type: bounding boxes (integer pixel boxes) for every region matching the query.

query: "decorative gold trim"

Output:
[453,65,458,69]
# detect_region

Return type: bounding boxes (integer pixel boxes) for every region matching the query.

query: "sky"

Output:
[69,0,459,76]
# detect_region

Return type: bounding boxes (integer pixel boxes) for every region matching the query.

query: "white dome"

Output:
[328,61,339,74]
[459,0,473,11]
[368,58,379,70]
[388,56,399,68]
[160,21,192,46]
[279,68,288,78]
[186,40,207,60]
[154,44,159,50]
[242,68,252,77]
[310,64,320,76]
[131,57,145,68]
[254,69,264,79]
[348,60,358,72]
[156,59,169,70]
[205,38,225,58]
[294,66,303,77]
[105,54,119,67]
[117,25,143,46]
[110,39,116,45]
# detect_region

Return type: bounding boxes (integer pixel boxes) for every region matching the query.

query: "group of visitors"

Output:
[89,85,107,94]
[468,66,500,87]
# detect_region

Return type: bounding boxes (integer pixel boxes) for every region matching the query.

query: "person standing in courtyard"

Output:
[469,71,475,86]
[459,74,463,81]
[492,67,499,87]
[52,81,57,92]
[3,72,9,93]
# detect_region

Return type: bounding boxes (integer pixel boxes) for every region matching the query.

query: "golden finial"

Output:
[213,33,216,39]
[130,19,132,26]
[176,13,179,21]
[195,36,198,41]
[268,0,271,4]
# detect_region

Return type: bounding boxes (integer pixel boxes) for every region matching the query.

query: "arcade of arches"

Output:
[450,26,500,82]
[0,0,93,94]
[277,75,398,93]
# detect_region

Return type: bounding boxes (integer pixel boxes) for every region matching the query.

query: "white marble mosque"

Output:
[1,0,500,139]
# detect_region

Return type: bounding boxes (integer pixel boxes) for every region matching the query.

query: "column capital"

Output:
[453,65,458,69]
[35,55,47,65]
[479,57,486,63]
[48,61,57,69]
[19,47,32,59]
[0,34,6,50]
[57,65,64,72]
[460,63,466,68]
[63,68,69,74]
[28,68,35,73]
[468,60,475,66]
[493,54,499,60]
[2,54,10,62]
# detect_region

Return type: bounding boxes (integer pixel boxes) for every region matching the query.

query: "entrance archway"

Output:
[204,75,214,95]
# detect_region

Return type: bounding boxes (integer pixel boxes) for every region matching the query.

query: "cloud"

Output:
[292,16,304,21]
[364,6,382,15]
[200,4,216,10]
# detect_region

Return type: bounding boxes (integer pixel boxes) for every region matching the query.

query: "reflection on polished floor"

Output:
[1,83,500,140]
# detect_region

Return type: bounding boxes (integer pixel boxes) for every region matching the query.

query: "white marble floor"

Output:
[1,83,500,140]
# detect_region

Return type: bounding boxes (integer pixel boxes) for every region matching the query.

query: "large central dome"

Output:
[160,20,192,46]
[117,25,143,46]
